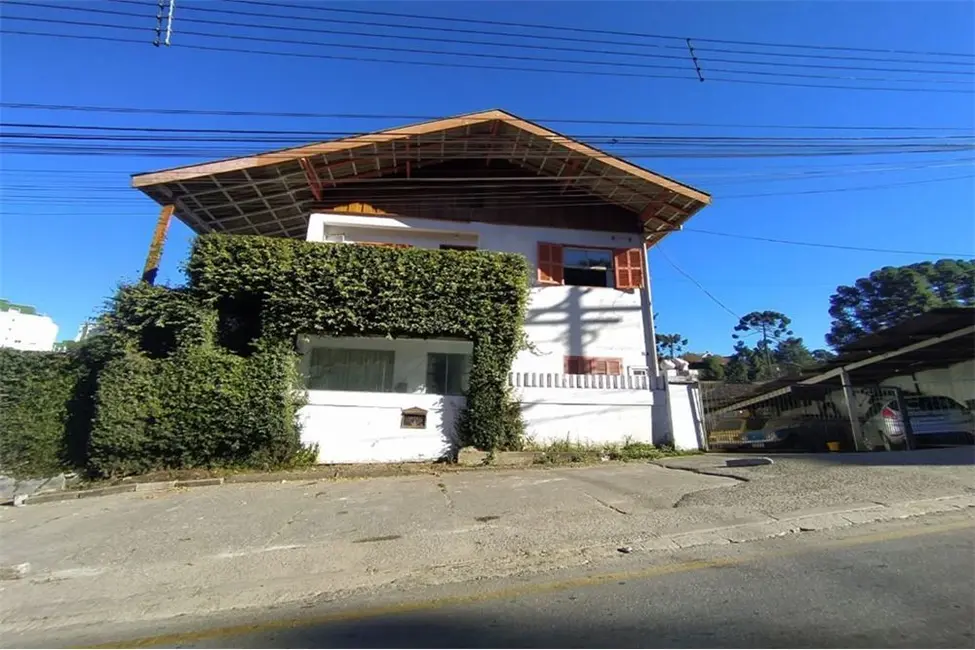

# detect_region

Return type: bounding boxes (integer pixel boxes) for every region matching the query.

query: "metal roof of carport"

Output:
[709,308,975,413]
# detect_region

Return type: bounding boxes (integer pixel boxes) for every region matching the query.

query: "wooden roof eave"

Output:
[130,109,711,208]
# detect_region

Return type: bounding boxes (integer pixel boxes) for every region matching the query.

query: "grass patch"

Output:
[526,437,702,464]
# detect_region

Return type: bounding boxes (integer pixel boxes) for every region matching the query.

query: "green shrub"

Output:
[101,283,216,356]
[88,342,305,478]
[0,349,81,478]
[87,350,160,477]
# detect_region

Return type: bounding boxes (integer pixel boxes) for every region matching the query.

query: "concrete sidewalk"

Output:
[1,449,973,638]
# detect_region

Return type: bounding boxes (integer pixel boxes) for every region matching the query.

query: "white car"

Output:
[862,394,975,449]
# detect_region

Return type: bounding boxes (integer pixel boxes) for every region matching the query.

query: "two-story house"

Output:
[132,110,711,463]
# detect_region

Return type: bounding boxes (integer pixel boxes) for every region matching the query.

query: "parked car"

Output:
[735,401,855,452]
[862,394,975,449]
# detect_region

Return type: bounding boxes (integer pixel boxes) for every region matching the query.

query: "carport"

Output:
[705,308,975,451]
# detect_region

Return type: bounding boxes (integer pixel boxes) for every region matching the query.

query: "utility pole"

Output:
[154,0,176,47]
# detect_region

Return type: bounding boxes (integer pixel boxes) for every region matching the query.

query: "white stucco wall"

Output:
[666,381,707,451]
[297,335,471,463]
[307,213,650,375]
[300,392,464,464]
[880,360,975,407]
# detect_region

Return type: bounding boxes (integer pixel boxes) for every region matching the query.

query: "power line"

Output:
[16,12,966,87]
[73,0,967,77]
[2,102,969,133]
[654,246,740,320]
[1,24,972,94]
[4,159,970,190]
[4,121,971,143]
[682,228,975,257]
[194,0,975,71]
[4,173,969,210]
[718,173,975,198]
[220,0,975,60]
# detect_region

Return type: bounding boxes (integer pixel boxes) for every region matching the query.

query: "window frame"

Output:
[562,246,615,288]
[537,242,644,289]
[425,351,472,396]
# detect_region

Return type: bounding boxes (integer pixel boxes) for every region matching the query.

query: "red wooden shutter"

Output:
[613,248,645,289]
[537,242,564,285]
[564,356,623,375]
[564,356,583,374]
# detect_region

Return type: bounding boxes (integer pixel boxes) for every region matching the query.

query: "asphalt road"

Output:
[71,517,974,649]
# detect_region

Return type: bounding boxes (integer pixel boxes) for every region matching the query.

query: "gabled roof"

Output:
[132,109,711,243]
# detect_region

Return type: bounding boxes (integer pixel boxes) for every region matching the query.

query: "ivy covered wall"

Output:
[186,235,530,451]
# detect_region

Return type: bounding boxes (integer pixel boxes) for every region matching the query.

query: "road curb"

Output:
[637,494,975,550]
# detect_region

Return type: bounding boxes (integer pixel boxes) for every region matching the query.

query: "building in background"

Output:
[75,319,98,342]
[0,300,59,352]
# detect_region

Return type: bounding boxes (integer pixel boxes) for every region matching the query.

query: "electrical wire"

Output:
[1,24,972,93]
[3,122,971,143]
[218,0,975,60]
[69,0,967,77]
[3,102,969,132]
[7,12,965,87]
[654,246,740,319]
[2,174,970,210]
[681,228,975,257]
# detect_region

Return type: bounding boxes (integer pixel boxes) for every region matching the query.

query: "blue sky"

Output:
[1,0,973,353]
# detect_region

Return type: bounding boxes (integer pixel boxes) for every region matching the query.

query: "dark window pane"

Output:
[564,267,610,287]
[563,248,612,268]
[426,352,471,395]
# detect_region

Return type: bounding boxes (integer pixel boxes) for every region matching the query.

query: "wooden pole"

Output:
[141,204,175,285]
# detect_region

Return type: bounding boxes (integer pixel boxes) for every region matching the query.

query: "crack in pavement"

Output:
[436,480,453,509]
[582,491,629,515]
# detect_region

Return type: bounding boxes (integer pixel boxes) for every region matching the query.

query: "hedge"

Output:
[187,235,530,450]
[0,349,80,478]
[2,232,529,479]
[88,342,305,477]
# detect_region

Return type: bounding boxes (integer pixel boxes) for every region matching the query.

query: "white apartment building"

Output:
[0,302,59,352]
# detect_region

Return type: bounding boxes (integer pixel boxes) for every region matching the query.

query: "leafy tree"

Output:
[655,333,688,359]
[699,355,726,381]
[773,336,816,372]
[724,342,753,383]
[733,311,793,372]
[826,259,974,349]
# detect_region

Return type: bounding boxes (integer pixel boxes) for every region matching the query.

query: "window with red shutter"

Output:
[613,248,645,289]
[563,355,623,375]
[537,242,564,285]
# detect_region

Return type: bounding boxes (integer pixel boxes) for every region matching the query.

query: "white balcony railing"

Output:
[508,372,663,391]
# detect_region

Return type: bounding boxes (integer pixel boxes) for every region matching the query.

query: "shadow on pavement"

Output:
[211,608,962,649]
[729,446,975,467]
